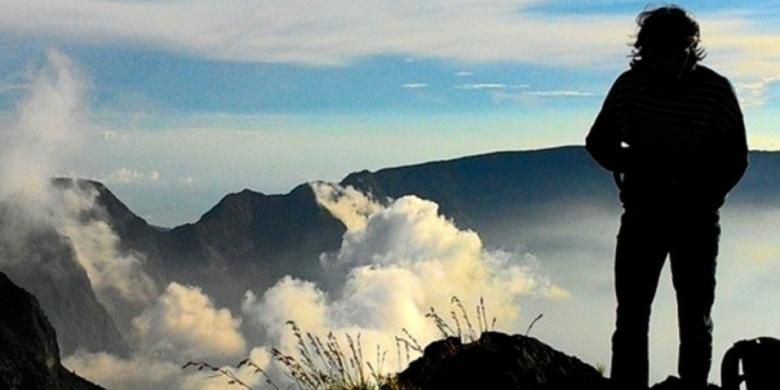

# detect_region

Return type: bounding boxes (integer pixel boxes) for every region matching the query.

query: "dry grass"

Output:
[184,295,501,390]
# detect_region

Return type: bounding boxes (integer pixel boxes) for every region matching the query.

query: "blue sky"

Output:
[1,0,779,226]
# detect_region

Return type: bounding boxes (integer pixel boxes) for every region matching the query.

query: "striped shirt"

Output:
[586,64,748,210]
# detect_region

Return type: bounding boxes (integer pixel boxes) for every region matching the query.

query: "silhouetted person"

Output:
[586,5,748,390]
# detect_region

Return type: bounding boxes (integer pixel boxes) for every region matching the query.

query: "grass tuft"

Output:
[185,295,501,390]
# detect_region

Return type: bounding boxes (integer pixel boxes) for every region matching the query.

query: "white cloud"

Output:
[401,83,429,89]
[104,168,162,184]
[522,90,596,97]
[734,75,780,108]
[491,89,598,105]
[242,277,328,348]
[132,282,247,360]
[1,3,777,107]
[454,71,473,77]
[455,83,507,90]
[311,182,383,232]
[0,1,634,68]
[58,189,158,306]
[0,49,87,201]
[244,185,567,376]
[102,130,119,140]
[63,352,183,390]
[64,348,273,390]
[0,49,157,310]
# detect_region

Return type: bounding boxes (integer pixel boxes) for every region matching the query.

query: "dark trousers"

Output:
[610,208,720,390]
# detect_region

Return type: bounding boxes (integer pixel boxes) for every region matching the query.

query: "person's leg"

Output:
[611,210,669,390]
[669,212,720,389]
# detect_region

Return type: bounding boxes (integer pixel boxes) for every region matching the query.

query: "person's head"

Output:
[630,5,705,78]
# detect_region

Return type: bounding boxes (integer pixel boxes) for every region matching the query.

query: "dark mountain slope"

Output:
[341,146,778,246]
[0,272,103,390]
[157,183,345,306]
[341,146,618,238]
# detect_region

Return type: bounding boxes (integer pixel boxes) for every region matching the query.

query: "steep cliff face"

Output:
[0,272,103,390]
[0,203,129,357]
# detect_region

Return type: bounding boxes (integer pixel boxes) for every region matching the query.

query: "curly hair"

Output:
[630,5,706,68]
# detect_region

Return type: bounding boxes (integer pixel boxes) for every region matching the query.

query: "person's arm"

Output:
[717,81,749,195]
[586,79,623,172]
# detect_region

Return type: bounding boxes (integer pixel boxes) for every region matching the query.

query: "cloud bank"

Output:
[241,183,567,376]
[132,282,247,360]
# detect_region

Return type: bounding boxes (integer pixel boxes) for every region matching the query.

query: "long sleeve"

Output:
[586,79,622,172]
[716,82,749,195]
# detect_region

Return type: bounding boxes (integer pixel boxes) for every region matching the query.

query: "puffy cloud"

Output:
[63,352,182,390]
[59,194,157,305]
[246,185,568,375]
[311,182,384,233]
[0,49,86,203]
[65,282,265,390]
[132,282,247,360]
[64,347,273,390]
[242,276,327,346]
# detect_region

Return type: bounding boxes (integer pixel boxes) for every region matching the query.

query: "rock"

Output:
[649,376,721,390]
[0,272,103,390]
[397,331,609,390]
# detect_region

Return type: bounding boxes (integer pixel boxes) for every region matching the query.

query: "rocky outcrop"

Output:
[0,272,103,389]
[397,331,609,390]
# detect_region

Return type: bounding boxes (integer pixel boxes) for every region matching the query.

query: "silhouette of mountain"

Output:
[0,272,103,389]
[341,146,619,238]
[156,184,345,306]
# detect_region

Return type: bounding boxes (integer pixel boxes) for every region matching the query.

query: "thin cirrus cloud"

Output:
[455,83,508,90]
[0,1,776,76]
[401,83,429,89]
[490,89,599,105]
[2,2,777,105]
[0,1,628,67]
[522,90,596,97]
